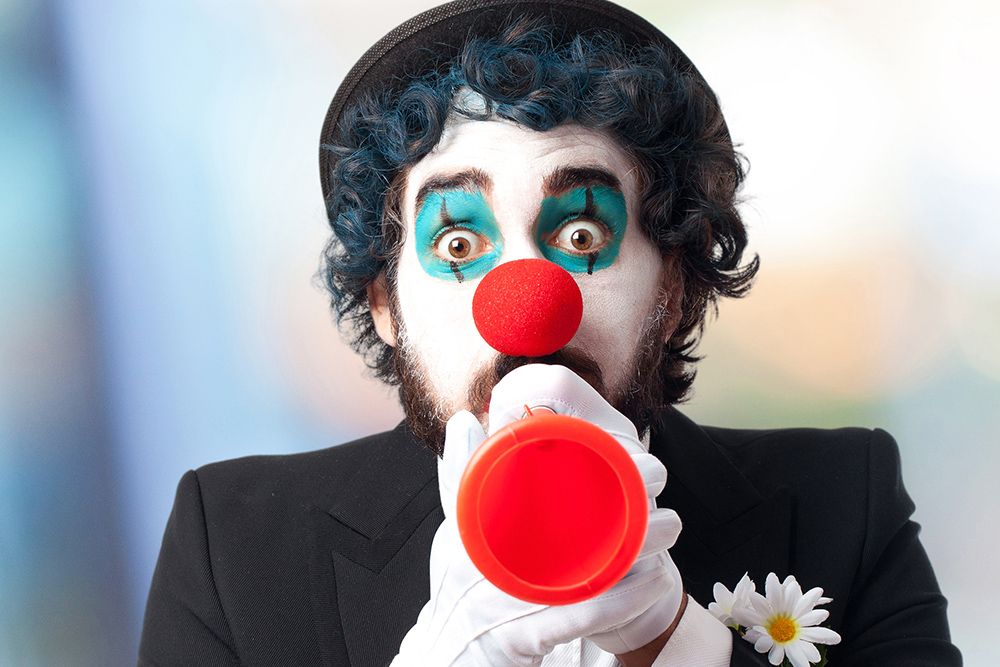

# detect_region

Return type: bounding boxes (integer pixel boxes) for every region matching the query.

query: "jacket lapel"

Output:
[649,406,792,605]
[308,421,443,667]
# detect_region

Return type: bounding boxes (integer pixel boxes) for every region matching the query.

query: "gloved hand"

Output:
[392,364,685,666]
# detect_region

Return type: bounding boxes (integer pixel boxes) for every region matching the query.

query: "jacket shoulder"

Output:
[190,425,403,524]
[696,423,911,550]
[198,424,399,474]
[146,428,413,664]
[700,421,882,487]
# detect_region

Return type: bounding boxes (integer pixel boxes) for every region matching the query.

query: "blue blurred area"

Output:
[1,0,995,664]
[1,2,132,663]
[2,1,356,663]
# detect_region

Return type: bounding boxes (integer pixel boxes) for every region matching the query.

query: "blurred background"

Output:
[1,0,996,663]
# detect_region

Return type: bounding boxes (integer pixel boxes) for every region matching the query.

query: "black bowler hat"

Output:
[318,0,725,201]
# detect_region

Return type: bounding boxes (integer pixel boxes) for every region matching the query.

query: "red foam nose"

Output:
[473,259,583,357]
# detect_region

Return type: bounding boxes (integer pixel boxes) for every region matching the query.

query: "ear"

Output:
[660,253,686,340]
[367,272,397,347]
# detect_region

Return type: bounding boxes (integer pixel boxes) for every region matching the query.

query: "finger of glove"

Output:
[497,564,670,657]
[426,538,507,655]
[412,524,498,665]
[454,635,543,667]
[631,452,667,499]
[439,410,487,517]
[427,517,473,607]
[432,577,547,664]
[587,557,684,654]
[426,517,551,656]
[636,508,682,559]
[487,364,641,449]
[395,596,438,661]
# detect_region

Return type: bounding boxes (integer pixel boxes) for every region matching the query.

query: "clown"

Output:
[139,1,960,666]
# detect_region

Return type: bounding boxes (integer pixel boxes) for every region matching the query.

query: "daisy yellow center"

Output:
[767,615,799,643]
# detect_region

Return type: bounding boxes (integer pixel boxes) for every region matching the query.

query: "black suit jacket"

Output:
[139,405,961,666]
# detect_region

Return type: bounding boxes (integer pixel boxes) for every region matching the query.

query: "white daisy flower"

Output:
[708,572,757,627]
[740,573,841,667]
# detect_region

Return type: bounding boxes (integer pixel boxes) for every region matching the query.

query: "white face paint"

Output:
[392,116,666,421]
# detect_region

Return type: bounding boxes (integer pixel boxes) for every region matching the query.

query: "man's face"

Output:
[372,116,681,450]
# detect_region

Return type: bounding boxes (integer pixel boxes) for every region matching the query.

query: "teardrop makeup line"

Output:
[440,199,455,227]
[583,186,597,219]
[582,189,604,275]
[439,201,465,282]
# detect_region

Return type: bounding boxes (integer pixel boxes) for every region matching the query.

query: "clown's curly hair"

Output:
[318,16,759,405]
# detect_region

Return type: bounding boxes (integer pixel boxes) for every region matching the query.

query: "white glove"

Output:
[392,364,685,666]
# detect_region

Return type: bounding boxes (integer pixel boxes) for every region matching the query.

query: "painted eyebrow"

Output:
[542,166,622,197]
[414,168,492,211]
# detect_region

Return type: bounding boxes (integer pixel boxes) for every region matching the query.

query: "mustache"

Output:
[467,346,607,414]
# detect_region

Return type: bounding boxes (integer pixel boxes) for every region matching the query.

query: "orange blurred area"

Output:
[712,250,950,400]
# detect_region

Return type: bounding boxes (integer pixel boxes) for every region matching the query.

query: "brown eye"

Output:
[552,220,608,254]
[449,236,471,258]
[434,228,489,262]
[570,228,593,250]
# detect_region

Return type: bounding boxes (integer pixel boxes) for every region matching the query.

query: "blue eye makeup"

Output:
[535,185,628,274]
[415,189,503,282]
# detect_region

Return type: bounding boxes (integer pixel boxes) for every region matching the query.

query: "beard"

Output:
[389,284,675,457]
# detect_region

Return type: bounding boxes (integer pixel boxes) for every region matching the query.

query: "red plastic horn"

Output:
[458,259,648,605]
[457,409,648,605]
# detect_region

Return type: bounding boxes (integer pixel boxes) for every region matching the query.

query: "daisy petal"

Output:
[785,576,803,610]
[768,644,784,665]
[799,626,842,645]
[797,609,829,627]
[754,631,773,653]
[707,602,726,624]
[792,587,824,617]
[801,640,821,663]
[776,575,792,611]
[784,640,809,667]
[742,594,769,625]
[765,573,781,605]
[735,572,755,597]
[733,606,755,627]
